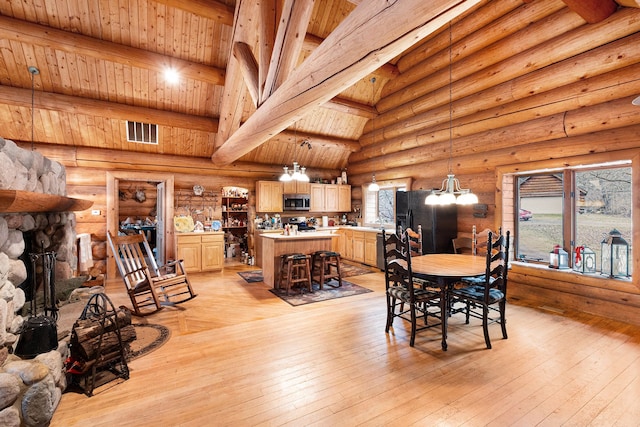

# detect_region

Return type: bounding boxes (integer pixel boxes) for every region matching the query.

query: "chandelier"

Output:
[425,22,477,206]
[279,125,310,182]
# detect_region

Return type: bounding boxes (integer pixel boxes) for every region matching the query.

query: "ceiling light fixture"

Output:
[633,95,640,106]
[367,77,380,192]
[28,65,39,151]
[164,67,180,84]
[368,173,380,192]
[425,22,478,206]
[279,124,310,182]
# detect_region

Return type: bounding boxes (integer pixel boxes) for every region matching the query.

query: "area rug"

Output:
[269,279,373,306]
[126,323,171,361]
[238,262,377,284]
[237,270,264,282]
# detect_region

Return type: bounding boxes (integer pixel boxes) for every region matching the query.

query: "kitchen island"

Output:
[261,232,336,287]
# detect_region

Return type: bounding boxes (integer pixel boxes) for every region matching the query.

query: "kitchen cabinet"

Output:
[338,185,351,212]
[256,181,283,213]
[176,232,224,273]
[310,184,350,213]
[282,180,310,194]
[364,232,378,266]
[340,228,353,260]
[352,231,365,263]
[336,227,379,267]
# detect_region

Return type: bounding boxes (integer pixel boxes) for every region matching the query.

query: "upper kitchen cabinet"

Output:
[282,181,310,194]
[310,184,350,213]
[256,181,283,213]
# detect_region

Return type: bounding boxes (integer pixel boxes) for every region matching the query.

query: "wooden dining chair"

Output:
[405,225,422,256]
[451,230,510,349]
[382,229,441,347]
[452,236,474,254]
[107,231,197,316]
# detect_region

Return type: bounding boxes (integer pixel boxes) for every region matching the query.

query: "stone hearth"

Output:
[1,137,86,427]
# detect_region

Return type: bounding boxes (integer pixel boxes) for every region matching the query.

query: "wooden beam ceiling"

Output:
[211,0,484,165]
[0,16,225,86]
[0,86,217,132]
[153,0,235,26]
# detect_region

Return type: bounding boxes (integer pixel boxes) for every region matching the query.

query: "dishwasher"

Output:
[376,232,385,271]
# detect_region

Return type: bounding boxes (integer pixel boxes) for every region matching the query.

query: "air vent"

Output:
[126,121,158,144]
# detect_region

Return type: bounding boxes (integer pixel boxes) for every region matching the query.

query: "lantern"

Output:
[573,245,597,274]
[549,245,569,269]
[601,229,629,278]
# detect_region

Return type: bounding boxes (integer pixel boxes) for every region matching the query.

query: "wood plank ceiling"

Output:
[0,0,638,181]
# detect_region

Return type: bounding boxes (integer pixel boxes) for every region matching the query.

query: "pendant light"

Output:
[633,95,640,106]
[425,22,478,206]
[29,66,39,151]
[367,77,380,192]
[368,173,380,192]
[279,124,309,182]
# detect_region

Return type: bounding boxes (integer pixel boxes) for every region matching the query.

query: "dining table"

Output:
[410,253,487,350]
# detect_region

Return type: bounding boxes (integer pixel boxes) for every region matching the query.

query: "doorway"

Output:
[106,171,175,280]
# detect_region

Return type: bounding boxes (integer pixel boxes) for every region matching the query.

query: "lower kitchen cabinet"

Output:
[176,232,224,273]
[337,228,379,267]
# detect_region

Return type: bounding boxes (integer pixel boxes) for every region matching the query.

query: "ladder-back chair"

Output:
[451,230,510,349]
[107,231,196,316]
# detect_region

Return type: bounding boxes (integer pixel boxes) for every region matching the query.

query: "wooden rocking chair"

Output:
[107,231,196,316]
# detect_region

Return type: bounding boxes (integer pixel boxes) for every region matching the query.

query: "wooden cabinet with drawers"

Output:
[176,232,224,273]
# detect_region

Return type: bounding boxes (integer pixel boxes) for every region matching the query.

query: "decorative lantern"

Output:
[601,229,629,278]
[573,245,597,274]
[549,245,569,269]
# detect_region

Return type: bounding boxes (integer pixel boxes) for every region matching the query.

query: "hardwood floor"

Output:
[51,263,640,426]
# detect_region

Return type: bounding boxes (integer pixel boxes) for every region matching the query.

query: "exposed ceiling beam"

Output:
[0,15,225,86]
[616,0,640,7]
[153,0,235,26]
[262,0,315,103]
[233,42,260,105]
[270,130,361,152]
[324,97,378,119]
[211,0,484,165]
[302,33,400,80]
[561,0,618,23]
[213,0,258,151]
[0,86,217,132]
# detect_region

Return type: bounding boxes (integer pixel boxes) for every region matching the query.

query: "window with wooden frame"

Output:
[361,178,411,228]
[502,160,633,279]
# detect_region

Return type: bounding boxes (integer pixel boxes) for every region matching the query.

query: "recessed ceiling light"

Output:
[164,68,179,84]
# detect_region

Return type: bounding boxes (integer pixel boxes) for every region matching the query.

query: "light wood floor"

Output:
[51,263,640,426]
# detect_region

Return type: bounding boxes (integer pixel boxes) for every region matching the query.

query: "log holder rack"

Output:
[68,293,130,396]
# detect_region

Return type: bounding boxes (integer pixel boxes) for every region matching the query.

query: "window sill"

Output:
[510,261,636,292]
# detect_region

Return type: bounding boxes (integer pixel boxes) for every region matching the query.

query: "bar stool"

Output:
[277,253,312,295]
[311,250,343,290]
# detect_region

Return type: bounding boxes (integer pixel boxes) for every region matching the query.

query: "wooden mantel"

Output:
[0,189,93,213]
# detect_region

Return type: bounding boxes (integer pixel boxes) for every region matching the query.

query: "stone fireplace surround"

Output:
[1,137,82,426]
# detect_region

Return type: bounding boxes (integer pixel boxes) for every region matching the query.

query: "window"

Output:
[126,121,158,144]
[517,173,564,262]
[512,162,632,277]
[362,181,407,227]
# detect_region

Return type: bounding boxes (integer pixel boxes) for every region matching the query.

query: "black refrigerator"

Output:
[396,190,457,254]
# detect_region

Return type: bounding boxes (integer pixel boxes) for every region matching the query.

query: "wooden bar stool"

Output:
[277,253,312,295]
[311,250,343,290]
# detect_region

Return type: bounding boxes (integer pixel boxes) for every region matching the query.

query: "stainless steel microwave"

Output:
[283,194,310,211]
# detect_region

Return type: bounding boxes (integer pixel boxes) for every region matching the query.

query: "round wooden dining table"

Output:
[410,254,487,350]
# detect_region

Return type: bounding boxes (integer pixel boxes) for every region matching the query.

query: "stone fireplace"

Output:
[1,137,90,426]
